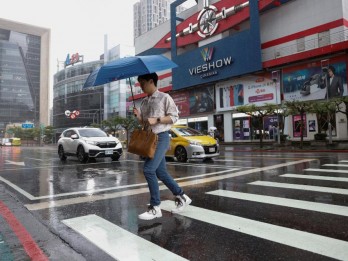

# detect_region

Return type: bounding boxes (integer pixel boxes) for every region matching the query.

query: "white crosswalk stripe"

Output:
[249,180,348,195]
[206,190,348,217]
[305,168,348,174]
[63,214,188,261]
[160,200,348,260]
[323,164,348,168]
[280,173,348,182]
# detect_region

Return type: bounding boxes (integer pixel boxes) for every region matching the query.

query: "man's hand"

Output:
[147,117,158,126]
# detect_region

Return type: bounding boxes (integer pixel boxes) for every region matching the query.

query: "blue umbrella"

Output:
[83,55,178,107]
[83,55,177,87]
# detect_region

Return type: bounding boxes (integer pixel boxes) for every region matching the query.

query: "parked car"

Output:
[57,127,123,163]
[1,138,12,146]
[166,125,219,162]
[9,138,21,146]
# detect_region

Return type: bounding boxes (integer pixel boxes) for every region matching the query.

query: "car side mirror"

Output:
[71,134,78,139]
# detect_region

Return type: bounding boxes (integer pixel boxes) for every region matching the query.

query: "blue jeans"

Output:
[143,131,183,206]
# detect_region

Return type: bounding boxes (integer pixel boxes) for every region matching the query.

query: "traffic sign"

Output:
[22,123,34,129]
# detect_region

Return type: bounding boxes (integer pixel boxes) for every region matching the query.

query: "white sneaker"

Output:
[138,205,162,220]
[171,194,192,213]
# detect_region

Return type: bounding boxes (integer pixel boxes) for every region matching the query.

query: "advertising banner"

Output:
[172,86,214,117]
[293,115,307,138]
[283,57,347,102]
[171,92,190,117]
[216,74,279,112]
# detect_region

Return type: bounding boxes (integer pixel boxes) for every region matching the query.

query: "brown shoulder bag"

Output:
[128,125,158,159]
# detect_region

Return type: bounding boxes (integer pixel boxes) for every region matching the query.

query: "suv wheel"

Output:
[58,145,67,161]
[111,155,120,161]
[77,146,88,163]
[175,146,187,162]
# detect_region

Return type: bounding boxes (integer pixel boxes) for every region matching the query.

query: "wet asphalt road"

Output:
[0,145,348,261]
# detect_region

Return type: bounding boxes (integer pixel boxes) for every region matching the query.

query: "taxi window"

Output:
[174,127,203,136]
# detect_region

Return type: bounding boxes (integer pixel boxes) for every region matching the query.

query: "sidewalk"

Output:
[220,141,348,153]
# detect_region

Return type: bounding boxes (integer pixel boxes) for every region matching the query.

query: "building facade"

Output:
[0,18,50,136]
[53,44,135,132]
[53,60,104,132]
[133,0,348,142]
[133,0,186,39]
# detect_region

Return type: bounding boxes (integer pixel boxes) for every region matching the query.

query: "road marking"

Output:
[160,200,348,260]
[249,181,348,195]
[0,177,36,200]
[0,201,49,261]
[280,174,348,182]
[323,164,348,168]
[15,168,236,201]
[62,214,188,261]
[214,159,252,162]
[304,168,348,174]
[4,160,25,166]
[206,190,348,217]
[25,159,315,210]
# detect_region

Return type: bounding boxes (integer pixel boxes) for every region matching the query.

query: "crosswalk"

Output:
[62,160,348,260]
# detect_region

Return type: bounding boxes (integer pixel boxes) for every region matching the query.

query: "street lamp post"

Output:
[272,71,281,145]
[321,59,333,145]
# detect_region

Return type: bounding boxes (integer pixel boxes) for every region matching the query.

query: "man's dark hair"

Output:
[137,73,158,86]
[328,65,336,74]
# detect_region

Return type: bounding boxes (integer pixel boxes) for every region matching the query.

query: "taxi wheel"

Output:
[175,146,187,162]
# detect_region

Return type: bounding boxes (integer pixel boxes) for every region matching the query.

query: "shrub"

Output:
[314,133,327,140]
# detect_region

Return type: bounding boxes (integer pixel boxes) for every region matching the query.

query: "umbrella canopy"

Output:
[83,55,178,88]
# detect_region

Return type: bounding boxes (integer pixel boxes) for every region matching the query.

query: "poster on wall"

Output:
[308,120,316,132]
[283,57,347,102]
[171,92,190,117]
[293,115,307,138]
[189,86,214,115]
[171,86,214,117]
[215,73,279,112]
[233,118,250,140]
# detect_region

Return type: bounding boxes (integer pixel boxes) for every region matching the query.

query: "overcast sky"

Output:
[1,0,197,76]
[0,0,142,74]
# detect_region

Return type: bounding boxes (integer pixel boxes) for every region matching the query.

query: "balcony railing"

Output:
[262,28,348,62]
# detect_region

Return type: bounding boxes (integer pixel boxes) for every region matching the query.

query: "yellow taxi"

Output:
[166,125,219,162]
[10,138,21,146]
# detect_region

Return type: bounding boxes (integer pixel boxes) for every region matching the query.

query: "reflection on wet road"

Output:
[0,145,348,260]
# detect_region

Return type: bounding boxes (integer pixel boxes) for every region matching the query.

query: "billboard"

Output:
[283,57,347,102]
[215,73,279,112]
[171,0,262,90]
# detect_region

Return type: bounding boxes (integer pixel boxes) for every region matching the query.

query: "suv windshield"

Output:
[174,127,203,136]
[78,129,107,138]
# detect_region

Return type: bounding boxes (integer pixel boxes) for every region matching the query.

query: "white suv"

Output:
[58,127,123,163]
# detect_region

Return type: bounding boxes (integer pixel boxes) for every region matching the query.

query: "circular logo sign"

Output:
[197,6,218,38]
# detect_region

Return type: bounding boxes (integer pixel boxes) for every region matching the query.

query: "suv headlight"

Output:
[189,140,202,146]
[85,140,97,145]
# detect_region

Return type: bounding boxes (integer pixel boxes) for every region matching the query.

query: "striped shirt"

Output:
[140,90,179,134]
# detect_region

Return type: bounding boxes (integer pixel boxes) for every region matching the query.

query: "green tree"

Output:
[43,126,55,143]
[102,116,125,136]
[121,116,140,147]
[331,97,348,134]
[7,127,23,138]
